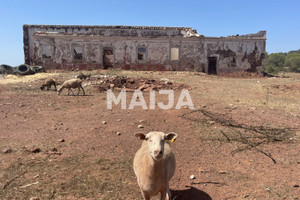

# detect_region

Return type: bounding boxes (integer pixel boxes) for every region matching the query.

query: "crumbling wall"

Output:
[23,26,30,65]
[205,37,265,74]
[24,25,266,73]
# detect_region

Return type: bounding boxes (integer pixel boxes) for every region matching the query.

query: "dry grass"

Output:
[0,155,140,200]
[0,73,61,84]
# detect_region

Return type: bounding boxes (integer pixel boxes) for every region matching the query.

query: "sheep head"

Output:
[57,86,63,95]
[135,131,177,161]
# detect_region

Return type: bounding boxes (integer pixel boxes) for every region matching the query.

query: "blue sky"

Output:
[0,0,299,66]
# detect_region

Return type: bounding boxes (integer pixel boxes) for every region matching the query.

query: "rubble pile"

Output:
[94,76,187,92]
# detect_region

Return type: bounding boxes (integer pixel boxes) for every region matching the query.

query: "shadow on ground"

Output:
[172,186,212,200]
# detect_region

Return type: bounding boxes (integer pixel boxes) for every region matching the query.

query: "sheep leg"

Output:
[77,87,80,95]
[80,86,85,96]
[68,88,75,96]
[140,190,150,200]
[166,187,172,200]
[54,82,57,91]
[160,188,167,200]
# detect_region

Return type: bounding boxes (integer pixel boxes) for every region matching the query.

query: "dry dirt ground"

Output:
[0,70,299,200]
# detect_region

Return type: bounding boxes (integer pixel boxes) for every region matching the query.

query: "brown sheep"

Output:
[133,131,177,200]
[57,78,85,96]
[40,78,57,91]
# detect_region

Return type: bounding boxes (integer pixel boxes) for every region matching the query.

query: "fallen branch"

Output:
[220,130,231,142]
[2,171,27,190]
[231,141,265,156]
[181,108,294,164]
[49,188,55,199]
[191,181,226,186]
[19,181,39,189]
[249,143,277,164]
[237,131,277,164]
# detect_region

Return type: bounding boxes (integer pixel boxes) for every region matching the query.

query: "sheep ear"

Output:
[135,133,146,140]
[166,132,178,142]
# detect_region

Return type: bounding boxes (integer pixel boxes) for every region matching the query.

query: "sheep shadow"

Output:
[172,186,212,200]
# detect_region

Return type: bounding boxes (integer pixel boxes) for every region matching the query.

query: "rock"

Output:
[109,83,115,88]
[30,197,40,200]
[33,174,39,179]
[189,175,196,180]
[198,168,206,173]
[58,139,65,143]
[2,148,12,154]
[25,145,41,153]
[116,119,121,122]
[218,170,228,174]
[102,121,107,124]
[293,184,299,188]
[160,78,170,82]
[139,120,145,123]
[127,78,135,83]
[137,84,148,91]
[117,132,121,136]
[138,124,144,128]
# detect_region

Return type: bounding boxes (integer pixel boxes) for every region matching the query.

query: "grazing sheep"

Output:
[40,78,57,91]
[57,78,85,96]
[133,131,178,200]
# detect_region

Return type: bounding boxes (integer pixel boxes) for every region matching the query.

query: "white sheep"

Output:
[57,78,85,96]
[133,131,178,200]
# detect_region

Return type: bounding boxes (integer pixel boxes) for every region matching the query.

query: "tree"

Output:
[264,53,286,73]
[286,56,300,72]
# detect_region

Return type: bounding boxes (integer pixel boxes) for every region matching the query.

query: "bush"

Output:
[264,50,300,73]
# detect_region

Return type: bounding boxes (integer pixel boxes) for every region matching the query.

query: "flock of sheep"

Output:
[40,78,178,200]
[40,78,85,96]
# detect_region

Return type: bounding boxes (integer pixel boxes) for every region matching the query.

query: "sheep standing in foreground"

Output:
[40,78,57,91]
[133,131,178,200]
[57,78,85,96]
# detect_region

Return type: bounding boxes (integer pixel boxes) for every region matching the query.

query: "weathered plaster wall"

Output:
[205,38,266,73]
[23,25,266,73]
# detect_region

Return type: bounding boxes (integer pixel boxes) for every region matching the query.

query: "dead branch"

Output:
[237,131,277,164]
[191,181,226,186]
[182,109,285,164]
[231,141,264,156]
[220,130,231,142]
[247,141,277,164]
[2,171,27,190]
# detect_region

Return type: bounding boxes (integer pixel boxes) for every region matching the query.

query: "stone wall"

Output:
[23,25,266,74]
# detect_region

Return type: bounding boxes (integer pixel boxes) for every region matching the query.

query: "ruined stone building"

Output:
[23,24,266,74]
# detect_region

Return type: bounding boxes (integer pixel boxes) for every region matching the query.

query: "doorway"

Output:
[103,48,114,69]
[208,56,217,74]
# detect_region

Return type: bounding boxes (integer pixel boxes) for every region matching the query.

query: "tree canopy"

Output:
[264,50,300,73]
